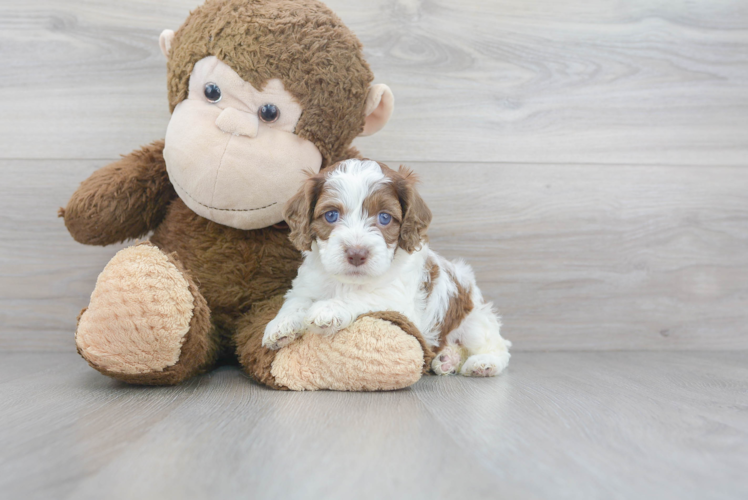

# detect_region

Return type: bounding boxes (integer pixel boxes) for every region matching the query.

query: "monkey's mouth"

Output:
[171,178,278,212]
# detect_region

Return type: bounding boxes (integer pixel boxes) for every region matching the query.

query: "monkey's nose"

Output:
[346,247,369,267]
[215,107,259,138]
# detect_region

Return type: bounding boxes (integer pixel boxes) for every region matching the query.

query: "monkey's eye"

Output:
[259,104,280,123]
[378,212,392,226]
[204,83,221,103]
[324,210,339,224]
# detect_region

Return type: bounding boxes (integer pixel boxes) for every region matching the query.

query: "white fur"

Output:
[263,159,511,376]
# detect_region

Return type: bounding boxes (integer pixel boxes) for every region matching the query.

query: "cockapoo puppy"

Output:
[262,159,511,376]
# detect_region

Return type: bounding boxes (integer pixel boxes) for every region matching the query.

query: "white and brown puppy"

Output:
[262,159,511,376]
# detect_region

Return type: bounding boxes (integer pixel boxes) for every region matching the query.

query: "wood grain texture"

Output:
[0,0,746,164]
[1,2,745,498]
[2,159,746,351]
[0,351,746,500]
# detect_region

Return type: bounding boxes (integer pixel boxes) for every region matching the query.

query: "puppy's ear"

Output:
[284,174,325,252]
[395,166,432,253]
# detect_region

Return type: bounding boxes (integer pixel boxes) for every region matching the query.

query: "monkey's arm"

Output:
[60,140,177,246]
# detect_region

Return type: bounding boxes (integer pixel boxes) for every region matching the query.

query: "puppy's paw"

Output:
[262,312,306,350]
[460,352,510,377]
[431,345,463,375]
[305,302,353,335]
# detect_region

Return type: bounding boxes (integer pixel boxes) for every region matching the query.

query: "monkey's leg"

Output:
[75,244,219,385]
[235,301,434,391]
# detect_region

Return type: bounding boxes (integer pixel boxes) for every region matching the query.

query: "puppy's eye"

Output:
[259,104,280,123]
[378,212,392,225]
[324,210,339,223]
[204,83,221,103]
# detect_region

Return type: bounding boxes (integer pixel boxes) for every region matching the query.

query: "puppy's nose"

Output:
[346,247,369,267]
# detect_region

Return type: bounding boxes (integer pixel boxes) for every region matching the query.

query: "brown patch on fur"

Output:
[284,173,327,251]
[363,183,403,246]
[422,257,440,298]
[374,162,432,253]
[234,295,288,390]
[310,186,345,242]
[434,270,474,352]
[167,0,373,166]
[286,161,417,253]
[62,140,177,246]
[359,311,435,374]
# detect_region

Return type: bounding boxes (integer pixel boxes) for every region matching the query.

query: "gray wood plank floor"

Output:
[1,351,746,500]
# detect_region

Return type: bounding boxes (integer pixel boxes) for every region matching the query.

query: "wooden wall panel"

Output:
[2,160,746,351]
[1,0,746,350]
[0,0,746,164]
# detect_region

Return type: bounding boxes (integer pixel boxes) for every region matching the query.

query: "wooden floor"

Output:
[1,351,746,500]
[1,1,747,499]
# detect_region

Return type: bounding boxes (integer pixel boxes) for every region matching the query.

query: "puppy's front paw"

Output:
[304,302,353,335]
[460,352,510,377]
[262,313,306,350]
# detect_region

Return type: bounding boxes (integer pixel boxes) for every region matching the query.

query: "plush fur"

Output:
[61,0,428,389]
[265,160,511,376]
[76,243,216,386]
[167,0,373,166]
[270,315,428,391]
[61,140,176,246]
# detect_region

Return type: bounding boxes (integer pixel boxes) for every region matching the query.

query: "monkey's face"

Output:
[163,56,323,230]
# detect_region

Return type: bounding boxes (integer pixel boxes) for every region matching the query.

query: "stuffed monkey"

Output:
[60,0,434,390]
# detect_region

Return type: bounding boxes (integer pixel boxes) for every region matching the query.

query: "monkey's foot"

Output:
[75,244,213,385]
[238,306,434,391]
[270,312,434,391]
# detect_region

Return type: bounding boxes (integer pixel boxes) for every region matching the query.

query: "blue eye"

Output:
[324,210,339,223]
[378,212,392,225]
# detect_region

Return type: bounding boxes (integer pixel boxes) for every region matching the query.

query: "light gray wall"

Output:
[1,0,747,351]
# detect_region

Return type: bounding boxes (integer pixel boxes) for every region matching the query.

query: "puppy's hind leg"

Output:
[453,303,511,377]
[431,343,465,375]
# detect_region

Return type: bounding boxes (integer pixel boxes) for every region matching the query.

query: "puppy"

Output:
[262,159,511,377]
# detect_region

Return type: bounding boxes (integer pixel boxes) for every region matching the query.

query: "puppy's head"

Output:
[284,159,432,283]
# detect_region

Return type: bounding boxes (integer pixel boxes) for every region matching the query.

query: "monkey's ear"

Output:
[283,175,326,252]
[359,84,394,137]
[159,29,175,59]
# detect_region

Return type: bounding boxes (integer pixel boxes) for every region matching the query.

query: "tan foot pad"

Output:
[270,316,425,391]
[76,245,194,375]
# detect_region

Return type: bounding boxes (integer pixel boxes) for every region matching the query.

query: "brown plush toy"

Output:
[60,0,434,390]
